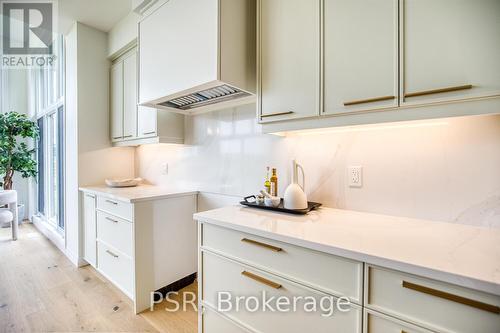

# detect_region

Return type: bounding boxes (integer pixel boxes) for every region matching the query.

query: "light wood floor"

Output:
[0,223,198,333]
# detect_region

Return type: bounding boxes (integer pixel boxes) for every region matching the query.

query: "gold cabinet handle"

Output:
[241,271,281,289]
[344,95,395,106]
[105,199,118,205]
[241,238,282,252]
[261,111,294,118]
[404,84,472,98]
[112,136,122,140]
[106,249,119,258]
[105,216,118,223]
[402,280,500,314]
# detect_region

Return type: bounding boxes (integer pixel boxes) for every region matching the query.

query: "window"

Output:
[32,34,65,232]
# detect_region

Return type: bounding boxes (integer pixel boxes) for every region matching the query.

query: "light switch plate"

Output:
[348,166,363,188]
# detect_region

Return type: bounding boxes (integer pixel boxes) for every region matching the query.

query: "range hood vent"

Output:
[159,85,251,111]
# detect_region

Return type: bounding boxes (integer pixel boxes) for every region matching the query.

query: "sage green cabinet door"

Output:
[259,0,320,122]
[82,193,96,267]
[123,52,137,140]
[402,0,500,104]
[137,106,157,138]
[110,62,123,141]
[324,0,398,115]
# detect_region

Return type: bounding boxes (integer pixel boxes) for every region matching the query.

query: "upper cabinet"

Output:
[110,47,185,146]
[139,0,256,114]
[259,0,500,132]
[110,62,124,141]
[323,0,398,115]
[123,52,138,139]
[402,0,500,105]
[258,0,320,122]
[110,49,138,142]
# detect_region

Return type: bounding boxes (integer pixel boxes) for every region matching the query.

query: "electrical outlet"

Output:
[161,162,169,175]
[348,166,363,188]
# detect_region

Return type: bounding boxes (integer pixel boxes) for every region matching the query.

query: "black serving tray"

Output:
[240,195,322,215]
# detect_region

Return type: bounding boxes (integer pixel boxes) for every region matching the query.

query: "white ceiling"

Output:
[58,0,132,35]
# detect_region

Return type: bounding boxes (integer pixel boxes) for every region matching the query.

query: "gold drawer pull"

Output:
[241,271,281,289]
[106,249,119,258]
[402,281,500,314]
[404,84,472,98]
[344,95,395,106]
[261,111,294,118]
[105,199,118,205]
[241,238,282,252]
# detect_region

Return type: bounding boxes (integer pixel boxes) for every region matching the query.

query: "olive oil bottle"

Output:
[264,166,271,194]
[270,168,278,196]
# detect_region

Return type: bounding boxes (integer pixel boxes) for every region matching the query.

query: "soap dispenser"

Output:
[284,160,308,210]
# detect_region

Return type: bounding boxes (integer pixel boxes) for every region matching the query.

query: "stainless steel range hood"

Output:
[159,84,252,111]
[139,0,256,114]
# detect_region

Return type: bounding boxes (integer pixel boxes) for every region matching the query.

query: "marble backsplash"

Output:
[135,104,500,227]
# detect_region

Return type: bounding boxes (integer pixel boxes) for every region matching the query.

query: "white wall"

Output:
[65,22,135,265]
[136,105,500,228]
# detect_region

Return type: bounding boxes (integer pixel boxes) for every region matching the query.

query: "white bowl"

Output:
[264,196,281,207]
[105,178,142,188]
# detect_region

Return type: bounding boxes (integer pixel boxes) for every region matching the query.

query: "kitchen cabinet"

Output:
[110,49,137,142]
[110,47,185,146]
[402,0,500,105]
[110,62,123,141]
[258,0,320,122]
[80,187,198,313]
[82,192,97,266]
[323,0,398,115]
[196,210,500,333]
[259,0,500,133]
[137,105,156,138]
[123,52,138,139]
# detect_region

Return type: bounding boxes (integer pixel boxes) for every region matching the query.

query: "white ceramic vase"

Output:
[284,160,308,210]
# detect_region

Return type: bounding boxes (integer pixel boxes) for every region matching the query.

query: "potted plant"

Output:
[0,112,39,224]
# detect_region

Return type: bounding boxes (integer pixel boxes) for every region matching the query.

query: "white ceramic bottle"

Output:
[284,160,308,210]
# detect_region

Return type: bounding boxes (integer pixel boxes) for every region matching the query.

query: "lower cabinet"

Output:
[202,251,362,333]
[82,193,97,266]
[97,241,134,297]
[80,189,198,313]
[202,307,250,333]
[199,222,500,333]
[366,265,500,333]
[364,309,433,333]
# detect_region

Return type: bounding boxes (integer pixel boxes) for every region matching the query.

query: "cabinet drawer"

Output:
[365,309,432,333]
[202,224,362,302]
[96,196,133,221]
[202,251,362,333]
[367,266,500,333]
[202,306,249,333]
[97,241,134,298]
[96,211,133,257]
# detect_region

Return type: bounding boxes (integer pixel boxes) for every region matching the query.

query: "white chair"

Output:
[0,190,18,240]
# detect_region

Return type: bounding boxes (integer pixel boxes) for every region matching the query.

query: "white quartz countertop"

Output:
[194,205,500,296]
[79,184,198,203]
